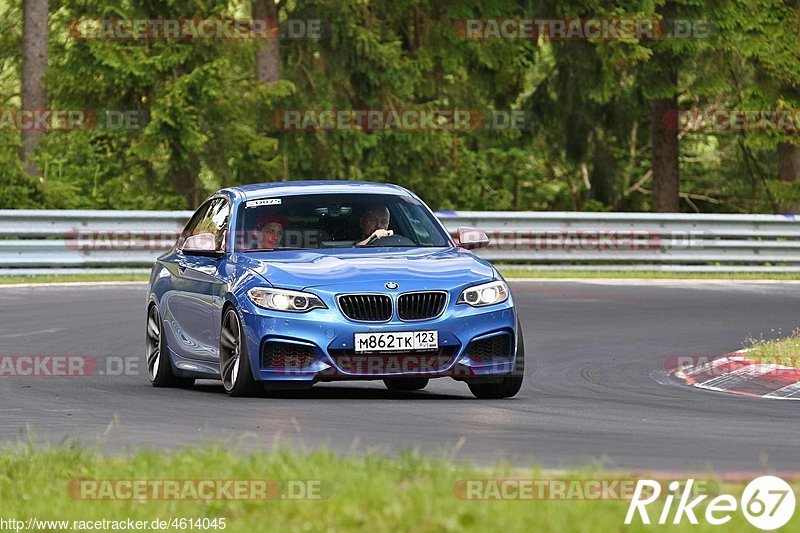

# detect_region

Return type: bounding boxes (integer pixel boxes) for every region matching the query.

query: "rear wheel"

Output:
[220,308,259,397]
[147,305,194,388]
[467,322,525,399]
[383,378,429,391]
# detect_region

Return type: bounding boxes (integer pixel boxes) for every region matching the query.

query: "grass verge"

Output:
[0,273,150,285]
[0,445,780,532]
[744,330,800,368]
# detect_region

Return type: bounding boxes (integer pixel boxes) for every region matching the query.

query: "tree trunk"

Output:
[650,56,680,212]
[590,129,616,206]
[174,153,201,209]
[253,0,280,84]
[21,0,48,178]
[778,141,800,214]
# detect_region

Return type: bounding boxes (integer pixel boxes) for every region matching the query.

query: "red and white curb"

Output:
[669,351,800,400]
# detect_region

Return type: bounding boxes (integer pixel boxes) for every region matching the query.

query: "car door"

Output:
[165,197,230,362]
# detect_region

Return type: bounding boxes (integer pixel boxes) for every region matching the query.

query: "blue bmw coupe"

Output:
[146,181,524,398]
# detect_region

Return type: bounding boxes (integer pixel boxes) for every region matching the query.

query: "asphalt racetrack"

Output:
[1,280,798,471]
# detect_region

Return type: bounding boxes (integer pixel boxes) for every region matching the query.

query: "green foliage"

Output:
[276,0,535,209]
[0,129,40,209]
[1,0,800,213]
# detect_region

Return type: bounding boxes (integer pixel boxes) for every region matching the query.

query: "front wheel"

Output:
[220,308,260,397]
[147,304,194,388]
[467,322,525,399]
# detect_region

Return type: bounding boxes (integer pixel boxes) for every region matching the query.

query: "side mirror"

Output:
[456,227,490,250]
[182,233,223,257]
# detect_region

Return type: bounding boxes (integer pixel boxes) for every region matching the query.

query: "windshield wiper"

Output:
[242,247,312,252]
[355,244,446,248]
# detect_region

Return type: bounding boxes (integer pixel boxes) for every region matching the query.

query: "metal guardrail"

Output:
[2,209,800,274]
[436,212,800,268]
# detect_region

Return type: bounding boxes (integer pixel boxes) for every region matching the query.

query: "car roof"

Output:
[228,181,413,200]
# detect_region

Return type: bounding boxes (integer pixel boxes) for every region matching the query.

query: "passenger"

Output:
[356,205,393,245]
[254,213,289,249]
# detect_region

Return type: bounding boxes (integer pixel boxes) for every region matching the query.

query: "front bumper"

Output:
[238,288,517,383]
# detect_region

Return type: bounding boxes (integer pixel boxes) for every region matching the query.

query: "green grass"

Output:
[744,330,800,368]
[499,269,800,280]
[0,273,150,285]
[0,445,779,532]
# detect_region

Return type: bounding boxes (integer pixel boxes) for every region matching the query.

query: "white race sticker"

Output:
[246,198,282,208]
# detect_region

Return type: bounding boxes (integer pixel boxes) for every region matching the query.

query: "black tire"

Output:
[467,321,525,399]
[220,307,260,397]
[383,378,429,391]
[147,304,195,388]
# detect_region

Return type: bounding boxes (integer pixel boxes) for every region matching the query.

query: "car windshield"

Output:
[235,193,451,251]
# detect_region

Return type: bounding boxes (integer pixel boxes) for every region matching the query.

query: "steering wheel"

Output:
[364,234,416,246]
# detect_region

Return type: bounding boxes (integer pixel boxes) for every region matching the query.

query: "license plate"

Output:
[354,330,438,353]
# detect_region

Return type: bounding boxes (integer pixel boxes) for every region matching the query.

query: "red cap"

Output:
[255,213,290,229]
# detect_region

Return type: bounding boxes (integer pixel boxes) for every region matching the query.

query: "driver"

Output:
[253,213,289,249]
[356,205,393,245]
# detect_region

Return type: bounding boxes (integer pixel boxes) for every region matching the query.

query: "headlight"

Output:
[247,287,327,313]
[457,281,509,307]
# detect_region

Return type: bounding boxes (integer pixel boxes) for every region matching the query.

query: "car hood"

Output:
[235,247,495,290]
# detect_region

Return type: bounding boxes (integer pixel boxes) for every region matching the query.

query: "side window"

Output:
[177,198,230,251]
[177,202,213,248]
[207,199,230,250]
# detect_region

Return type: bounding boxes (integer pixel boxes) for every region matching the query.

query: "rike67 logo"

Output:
[625,476,795,530]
